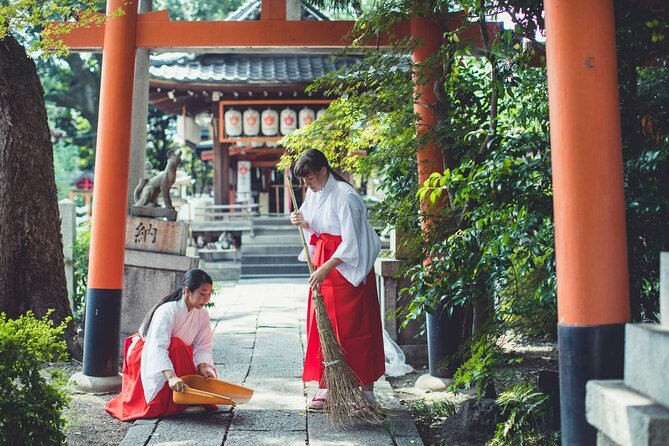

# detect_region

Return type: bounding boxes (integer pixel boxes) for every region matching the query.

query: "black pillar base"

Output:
[83,288,122,377]
[558,322,625,446]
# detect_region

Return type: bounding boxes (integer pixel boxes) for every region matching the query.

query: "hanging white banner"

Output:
[237,160,252,193]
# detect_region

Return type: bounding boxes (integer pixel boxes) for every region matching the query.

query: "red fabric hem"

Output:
[105,336,201,421]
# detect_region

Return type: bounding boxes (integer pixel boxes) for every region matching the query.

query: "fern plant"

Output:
[449,335,503,399]
[489,384,557,446]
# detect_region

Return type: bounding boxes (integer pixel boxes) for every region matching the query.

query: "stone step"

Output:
[252,225,298,232]
[240,273,309,279]
[241,264,309,276]
[242,253,300,265]
[242,234,302,246]
[201,262,241,282]
[586,380,669,446]
[624,324,669,408]
[241,244,303,255]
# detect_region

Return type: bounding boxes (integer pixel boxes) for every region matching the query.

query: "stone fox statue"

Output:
[134,149,181,210]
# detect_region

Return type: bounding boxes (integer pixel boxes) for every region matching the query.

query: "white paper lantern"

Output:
[280,108,297,135]
[299,107,315,128]
[316,108,326,119]
[224,108,242,137]
[261,108,278,136]
[243,108,260,136]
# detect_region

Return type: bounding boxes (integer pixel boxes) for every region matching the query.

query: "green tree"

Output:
[0,0,111,358]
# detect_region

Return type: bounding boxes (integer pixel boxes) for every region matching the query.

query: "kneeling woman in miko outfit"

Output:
[289,149,384,410]
[106,268,217,421]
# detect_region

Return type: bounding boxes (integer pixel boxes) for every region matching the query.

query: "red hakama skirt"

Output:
[105,336,211,421]
[303,233,385,386]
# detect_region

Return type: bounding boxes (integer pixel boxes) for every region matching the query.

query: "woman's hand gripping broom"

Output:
[286,175,383,426]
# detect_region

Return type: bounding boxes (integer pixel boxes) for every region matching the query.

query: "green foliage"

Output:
[72,221,91,324]
[0,311,70,446]
[489,384,557,446]
[621,66,669,322]
[406,64,555,334]
[0,1,121,55]
[449,336,503,399]
[496,252,557,339]
[154,0,244,21]
[410,398,457,427]
[52,139,80,199]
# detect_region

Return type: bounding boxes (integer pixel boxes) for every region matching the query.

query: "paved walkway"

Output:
[119,280,423,446]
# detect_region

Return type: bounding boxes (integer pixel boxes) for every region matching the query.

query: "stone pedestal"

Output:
[375,257,427,366]
[122,217,198,339]
[586,252,669,445]
[126,216,190,255]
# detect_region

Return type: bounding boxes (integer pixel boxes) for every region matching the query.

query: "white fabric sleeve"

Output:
[191,311,214,367]
[140,304,176,403]
[332,192,381,287]
[332,194,362,268]
[143,305,176,374]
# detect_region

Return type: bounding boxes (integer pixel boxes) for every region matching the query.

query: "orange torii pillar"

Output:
[75,0,138,389]
[545,0,630,443]
[411,12,458,378]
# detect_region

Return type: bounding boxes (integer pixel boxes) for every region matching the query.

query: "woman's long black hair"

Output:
[140,268,213,337]
[293,149,353,188]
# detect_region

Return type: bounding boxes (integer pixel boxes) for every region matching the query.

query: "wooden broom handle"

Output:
[286,175,323,299]
[286,174,316,275]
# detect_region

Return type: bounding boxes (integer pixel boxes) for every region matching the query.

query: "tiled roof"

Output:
[149,54,361,84]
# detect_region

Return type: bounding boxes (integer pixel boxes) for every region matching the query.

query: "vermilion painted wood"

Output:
[87,0,138,289]
[545,0,630,325]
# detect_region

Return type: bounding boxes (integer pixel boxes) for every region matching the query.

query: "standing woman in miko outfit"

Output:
[289,149,384,410]
[106,268,217,421]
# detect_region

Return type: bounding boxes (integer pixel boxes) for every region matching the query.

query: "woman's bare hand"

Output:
[168,375,187,392]
[197,363,216,380]
[309,267,328,292]
[290,210,304,226]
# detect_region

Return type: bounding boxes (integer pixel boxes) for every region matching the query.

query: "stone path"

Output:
[119,280,423,446]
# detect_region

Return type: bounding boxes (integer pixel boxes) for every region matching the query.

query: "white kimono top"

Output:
[130,298,214,403]
[298,174,381,287]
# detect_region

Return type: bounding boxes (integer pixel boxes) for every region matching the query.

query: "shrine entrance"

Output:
[58,0,631,443]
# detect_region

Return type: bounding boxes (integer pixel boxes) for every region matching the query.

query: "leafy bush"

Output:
[449,336,504,399]
[489,384,558,446]
[0,311,71,446]
[72,221,91,324]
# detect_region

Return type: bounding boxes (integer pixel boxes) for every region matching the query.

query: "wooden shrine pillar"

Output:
[411,8,463,379]
[545,0,630,443]
[78,0,138,388]
[411,10,445,218]
[213,102,230,205]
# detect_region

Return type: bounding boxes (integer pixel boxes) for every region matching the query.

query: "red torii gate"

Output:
[60,0,629,443]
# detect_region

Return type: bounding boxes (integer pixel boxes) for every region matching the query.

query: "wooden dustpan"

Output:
[172,374,254,406]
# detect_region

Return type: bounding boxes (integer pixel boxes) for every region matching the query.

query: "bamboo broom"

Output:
[286,174,383,426]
